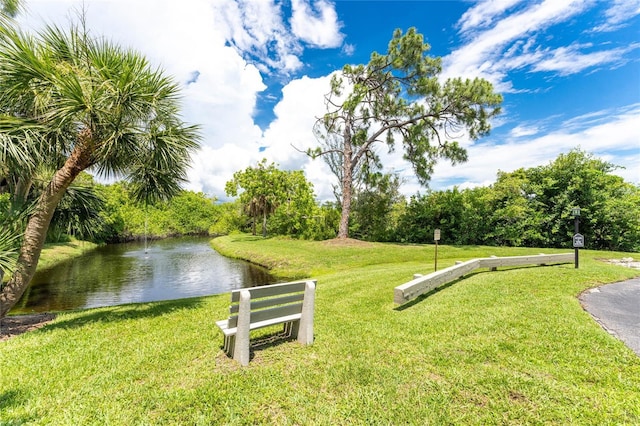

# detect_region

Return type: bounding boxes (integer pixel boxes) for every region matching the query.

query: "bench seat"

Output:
[215,313,302,337]
[215,280,316,365]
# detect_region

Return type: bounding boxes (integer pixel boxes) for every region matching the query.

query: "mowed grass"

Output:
[1,235,639,424]
[2,239,97,283]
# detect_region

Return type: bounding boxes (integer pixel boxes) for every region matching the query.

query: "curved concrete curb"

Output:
[579,278,640,356]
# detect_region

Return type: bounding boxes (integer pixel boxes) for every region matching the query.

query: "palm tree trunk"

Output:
[0,145,90,317]
[262,209,267,238]
[13,175,32,206]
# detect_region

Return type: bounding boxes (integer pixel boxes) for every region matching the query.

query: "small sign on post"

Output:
[434,229,441,271]
[573,233,584,269]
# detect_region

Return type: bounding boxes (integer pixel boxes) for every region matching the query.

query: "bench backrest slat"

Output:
[227,303,303,328]
[230,281,307,302]
[229,293,304,314]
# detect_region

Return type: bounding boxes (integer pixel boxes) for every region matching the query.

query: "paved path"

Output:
[580,277,640,356]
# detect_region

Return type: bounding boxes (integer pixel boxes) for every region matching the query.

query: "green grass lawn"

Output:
[1,235,639,424]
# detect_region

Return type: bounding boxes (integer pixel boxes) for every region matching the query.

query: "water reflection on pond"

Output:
[12,237,276,314]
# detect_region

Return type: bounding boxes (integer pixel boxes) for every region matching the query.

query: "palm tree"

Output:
[1,0,21,18]
[0,20,200,316]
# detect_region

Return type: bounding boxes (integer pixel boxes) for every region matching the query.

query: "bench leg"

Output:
[233,290,251,366]
[223,334,235,356]
[284,321,300,338]
[297,280,315,345]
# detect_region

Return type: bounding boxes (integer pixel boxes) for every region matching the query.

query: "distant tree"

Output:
[269,170,318,238]
[525,149,640,251]
[167,191,218,235]
[0,20,199,316]
[394,149,640,251]
[486,169,544,247]
[308,27,502,239]
[226,160,289,237]
[305,201,341,240]
[225,159,315,237]
[396,188,467,244]
[351,173,403,241]
[209,199,245,236]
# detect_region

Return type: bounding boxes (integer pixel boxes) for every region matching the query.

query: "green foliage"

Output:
[351,173,404,241]
[310,27,502,238]
[167,191,219,235]
[308,201,342,240]
[47,183,107,243]
[523,149,640,250]
[268,170,318,238]
[95,183,219,242]
[0,193,20,281]
[226,160,318,238]
[0,15,201,315]
[207,199,244,236]
[393,149,640,251]
[0,0,21,17]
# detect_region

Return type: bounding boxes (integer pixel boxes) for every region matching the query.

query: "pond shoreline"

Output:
[11,236,275,315]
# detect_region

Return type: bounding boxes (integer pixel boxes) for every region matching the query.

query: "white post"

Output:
[297,280,316,345]
[233,290,251,366]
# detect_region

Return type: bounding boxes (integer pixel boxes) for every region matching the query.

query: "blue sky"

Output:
[17,0,640,200]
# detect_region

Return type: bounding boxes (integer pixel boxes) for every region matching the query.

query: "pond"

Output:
[11,237,276,315]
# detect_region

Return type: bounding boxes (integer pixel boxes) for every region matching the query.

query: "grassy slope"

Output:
[1,235,639,424]
[2,239,98,284]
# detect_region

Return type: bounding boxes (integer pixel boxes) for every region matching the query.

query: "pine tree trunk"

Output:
[337,182,352,239]
[0,144,90,317]
[337,132,353,239]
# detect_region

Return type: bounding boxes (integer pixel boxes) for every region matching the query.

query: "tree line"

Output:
[380,149,640,251]
[3,148,637,265]
[218,149,640,252]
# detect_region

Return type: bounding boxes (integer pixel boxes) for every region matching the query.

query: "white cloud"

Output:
[592,0,640,32]
[457,0,523,34]
[212,0,343,74]
[291,0,344,48]
[428,104,640,190]
[532,42,640,76]
[444,0,590,84]
[257,75,338,200]
[213,0,305,73]
[510,125,539,138]
[342,43,355,56]
[442,0,639,91]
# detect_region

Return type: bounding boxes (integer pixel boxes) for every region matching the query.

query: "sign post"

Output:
[571,207,582,269]
[434,229,441,271]
[573,233,584,268]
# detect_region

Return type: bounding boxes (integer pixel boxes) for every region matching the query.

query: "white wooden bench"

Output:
[215,280,316,366]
